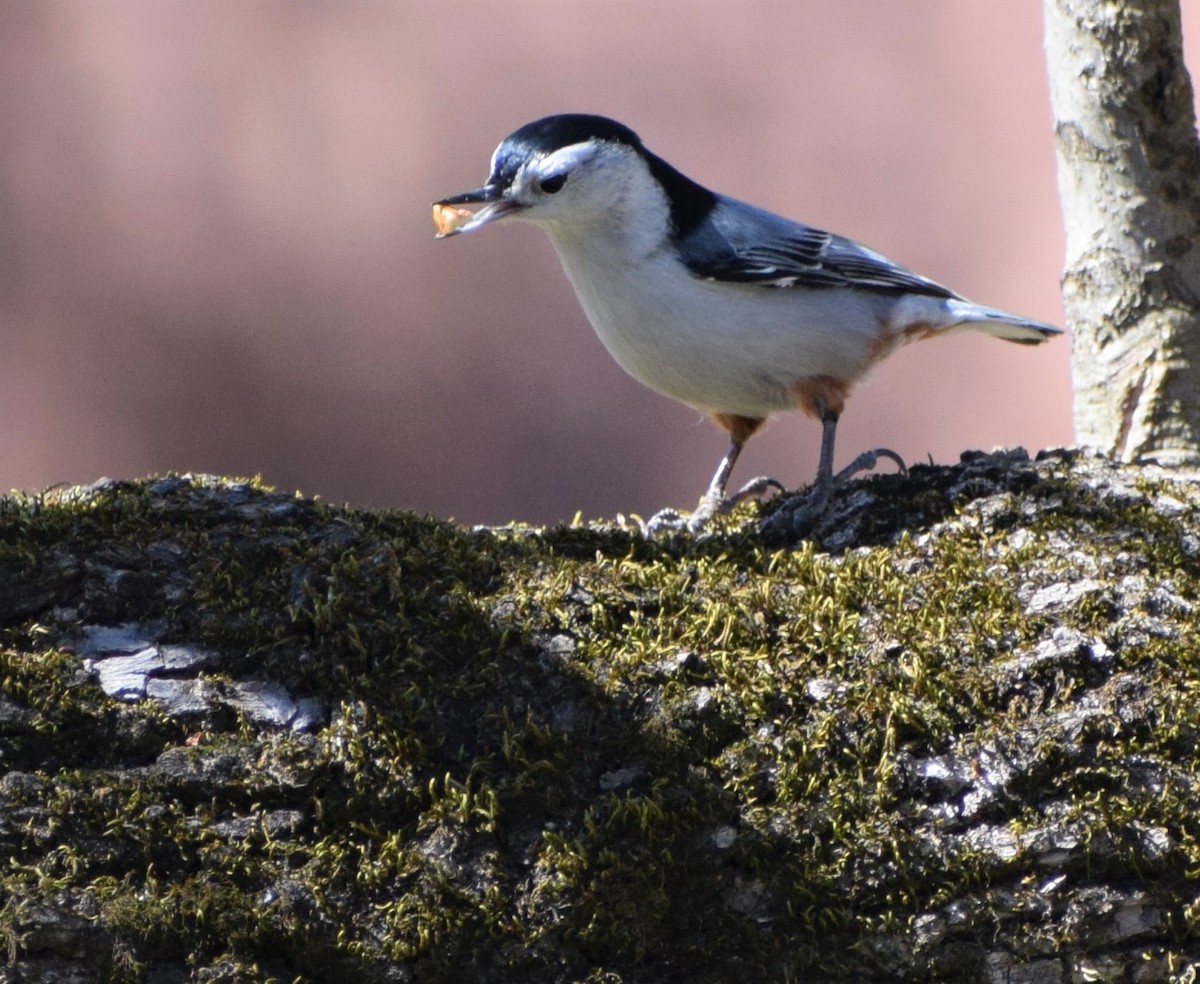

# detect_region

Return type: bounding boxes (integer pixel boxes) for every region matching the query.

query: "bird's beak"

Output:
[432,184,524,238]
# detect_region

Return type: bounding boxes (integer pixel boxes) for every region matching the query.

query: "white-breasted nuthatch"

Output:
[435,114,1059,531]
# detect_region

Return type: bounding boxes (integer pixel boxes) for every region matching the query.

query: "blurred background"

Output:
[1,2,1195,525]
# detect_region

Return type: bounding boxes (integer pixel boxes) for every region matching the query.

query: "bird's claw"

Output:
[643,508,689,535]
[642,475,785,536]
[761,447,906,536]
[727,475,786,506]
[642,501,720,536]
[833,447,908,483]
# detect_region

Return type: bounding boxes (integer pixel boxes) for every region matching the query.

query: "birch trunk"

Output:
[1043,0,1200,464]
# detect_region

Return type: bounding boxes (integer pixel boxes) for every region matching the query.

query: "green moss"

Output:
[1,465,1199,980]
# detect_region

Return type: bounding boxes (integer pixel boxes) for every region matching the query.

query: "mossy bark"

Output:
[2,453,1200,983]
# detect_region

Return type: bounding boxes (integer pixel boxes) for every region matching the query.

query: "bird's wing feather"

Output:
[677,195,958,299]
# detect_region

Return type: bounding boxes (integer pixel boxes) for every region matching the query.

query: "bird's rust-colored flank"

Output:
[866,319,941,365]
[790,375,850,420]
[901,321,940,344]
[711,413,766,444]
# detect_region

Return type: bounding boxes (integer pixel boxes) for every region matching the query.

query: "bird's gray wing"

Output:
[677,195,958,299]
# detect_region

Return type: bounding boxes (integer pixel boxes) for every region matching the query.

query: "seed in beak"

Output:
[433,203,475,238]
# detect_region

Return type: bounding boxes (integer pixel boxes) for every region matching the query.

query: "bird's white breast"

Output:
[543,224,894,420]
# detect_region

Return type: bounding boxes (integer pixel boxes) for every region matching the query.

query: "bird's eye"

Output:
[539,174,567,195]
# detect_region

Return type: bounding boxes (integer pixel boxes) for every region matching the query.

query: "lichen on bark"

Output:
[2,454,1200,982]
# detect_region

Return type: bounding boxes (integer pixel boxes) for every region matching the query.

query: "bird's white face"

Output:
[501,140,638,225]
[434,139,651,238]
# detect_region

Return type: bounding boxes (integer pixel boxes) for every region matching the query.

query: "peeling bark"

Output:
[1043,0,1200,464]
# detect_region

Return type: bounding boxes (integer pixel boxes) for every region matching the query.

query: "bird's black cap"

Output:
[489,113,717,237]
[488,114,643,188]
[436,116,644,212]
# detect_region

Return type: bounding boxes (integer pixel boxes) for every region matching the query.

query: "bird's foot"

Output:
[642,507,688,535]
[727,474,787,509]
[833,447,907,484]
[643,475,785,535]
[761,447,906,536]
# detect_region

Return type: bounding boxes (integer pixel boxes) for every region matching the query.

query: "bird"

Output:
[433,113,1060,532]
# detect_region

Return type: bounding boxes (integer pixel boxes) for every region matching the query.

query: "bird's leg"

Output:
[825,410,907,484]
[815,409,907,487]
[794,412,842,518]
[763,409,906,534]
[694,435,744,516]
[687,437,783,530]
[815,411,839,485]
[645,414,781,534]
[687,415,783,530]
[645,438,755,534]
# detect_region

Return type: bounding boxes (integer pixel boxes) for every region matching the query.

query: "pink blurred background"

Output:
[1,3,1195,525]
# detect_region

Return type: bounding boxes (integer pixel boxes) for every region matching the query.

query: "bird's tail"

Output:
[945,299,1062,345]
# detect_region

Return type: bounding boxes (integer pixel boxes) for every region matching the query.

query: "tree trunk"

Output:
[1043,0,1200,464]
